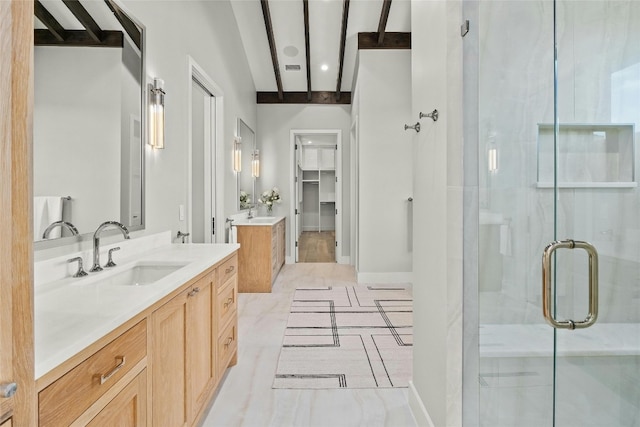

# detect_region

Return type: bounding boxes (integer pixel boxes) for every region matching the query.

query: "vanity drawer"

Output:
[218,254,238,287]
[217,275,237,329]
[39,320,147,427]
[217,319,237,375]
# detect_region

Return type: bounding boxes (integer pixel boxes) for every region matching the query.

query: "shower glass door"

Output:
[553,1,640,425]
[474,0,640,426]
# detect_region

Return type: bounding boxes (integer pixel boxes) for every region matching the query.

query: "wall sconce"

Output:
[252,149,260,178]
[488,147,498,174]
[149,78,165,149]
[233,136,242,173]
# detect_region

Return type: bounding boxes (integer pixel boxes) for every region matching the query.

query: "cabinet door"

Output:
[0,2,35,425]
[151,290,189,427]
[86,370,147,427]
[187,273,216,419]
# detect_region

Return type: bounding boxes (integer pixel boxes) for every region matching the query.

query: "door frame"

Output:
[187,56,224,242]
[289,129,343,263]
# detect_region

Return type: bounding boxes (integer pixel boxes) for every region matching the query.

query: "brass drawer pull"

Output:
[225,265,235,274]
[97,356,126,385]
[224,336,233,348]
[223,297,234,308]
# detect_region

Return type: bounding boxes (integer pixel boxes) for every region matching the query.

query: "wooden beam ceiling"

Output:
[303,0,311,102]
[377,0,392,45]
[34,0,66,42]
[335,0,350,101]
[35,29,123,47]
[358,32,410,49]
[260,0,284,101]
[257,91,351,104]
[104,0,141,49]
[62,0,104,43]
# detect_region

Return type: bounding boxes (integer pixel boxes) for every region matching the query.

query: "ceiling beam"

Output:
[303,0,311,102]
[377,0,392,45]
[104,0,141,49]
[260,0,284,101]
[335,0,350,101]
[35,29,123,47]
[34,1,66,42]
[358,32,410,49]
[257,91,351,105]
[62,0,104,43]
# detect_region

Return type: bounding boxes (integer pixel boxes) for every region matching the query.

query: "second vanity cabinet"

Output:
[237,217,285,293]
[36,251,238,427]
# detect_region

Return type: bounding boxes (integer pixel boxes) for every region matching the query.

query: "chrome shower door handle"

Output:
[542,239,599,330]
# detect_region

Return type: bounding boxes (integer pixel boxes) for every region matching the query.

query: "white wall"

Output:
[409,1,464,427]
[353,49,413,283]
[34,47,121,236]
[257,104,351,260]
[123,0,257,242]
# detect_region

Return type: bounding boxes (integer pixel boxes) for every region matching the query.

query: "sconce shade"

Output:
[233,137,242,172]
[252,149,260,178]
[149,78,165,149]
[488,147,498,173]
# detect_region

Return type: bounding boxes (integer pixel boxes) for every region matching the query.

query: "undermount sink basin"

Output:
[102,262,187,286]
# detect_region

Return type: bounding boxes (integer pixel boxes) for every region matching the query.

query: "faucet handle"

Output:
[105,247,121,268]
[68,257,89,278]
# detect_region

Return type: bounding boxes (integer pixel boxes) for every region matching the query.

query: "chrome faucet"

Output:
[90,221,130,272]
[247,205,254,219]
[42,220,79,239]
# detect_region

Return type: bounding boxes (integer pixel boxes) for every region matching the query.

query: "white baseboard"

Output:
[409,381,435,427]
[286,256,294,264]
[356,271,413,284]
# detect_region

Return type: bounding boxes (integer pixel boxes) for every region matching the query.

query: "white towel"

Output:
[499,224,512,256]
[229,225,237,244]
[33,197,48,240]
[44,197,64,238]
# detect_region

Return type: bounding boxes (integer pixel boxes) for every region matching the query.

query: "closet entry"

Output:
[294,133,339,263]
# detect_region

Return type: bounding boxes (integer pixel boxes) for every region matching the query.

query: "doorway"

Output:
[290,130,342,263]
[188,58,224,243]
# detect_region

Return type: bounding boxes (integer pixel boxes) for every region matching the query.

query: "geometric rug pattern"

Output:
[273,285,413,389]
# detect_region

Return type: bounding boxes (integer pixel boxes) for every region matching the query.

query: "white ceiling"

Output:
[231,0,411,93]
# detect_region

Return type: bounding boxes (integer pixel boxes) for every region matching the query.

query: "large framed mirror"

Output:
[237,118,256,211]
[33,0,145,248]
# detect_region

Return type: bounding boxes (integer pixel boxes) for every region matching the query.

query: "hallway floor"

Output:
[200,263,417,427]
[298,231,336,263]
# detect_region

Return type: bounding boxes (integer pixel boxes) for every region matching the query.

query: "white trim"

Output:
[289,129,343,264]
[338,255,350,265]
[187,56,225,243]
[409,381,436,427]
[356,271,413,284]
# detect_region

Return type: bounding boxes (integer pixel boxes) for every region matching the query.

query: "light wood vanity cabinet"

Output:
[36,252,239,427]
[237,218,286,293]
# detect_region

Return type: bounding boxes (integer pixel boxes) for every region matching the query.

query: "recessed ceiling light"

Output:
[321,64,329,72]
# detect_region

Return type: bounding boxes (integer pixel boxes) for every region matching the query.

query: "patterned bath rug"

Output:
[273,285,413,389]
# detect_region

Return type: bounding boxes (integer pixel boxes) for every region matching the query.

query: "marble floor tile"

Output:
[200,263,417,427]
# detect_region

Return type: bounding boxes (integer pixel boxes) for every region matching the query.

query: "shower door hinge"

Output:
[461,20,470,37]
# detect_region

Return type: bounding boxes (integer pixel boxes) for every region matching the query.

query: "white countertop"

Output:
[35,242,239,380]
[233,216,284,226]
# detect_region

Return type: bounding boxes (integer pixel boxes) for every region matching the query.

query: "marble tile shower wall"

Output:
[478,1,640,324]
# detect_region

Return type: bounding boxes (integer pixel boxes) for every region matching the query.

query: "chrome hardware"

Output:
[542,239,599,330]
[419,109,439,122]
[68,257,88,278]
[105,247,120,268]
[96,356,126,385]
[43,220,79,239]
[223,297,234,308]
[177,231,190,244]
[91,221,130,272]
[225,266,235,274]
[0,382,17,398]
[187,287,201,297]
[404,122,421,133]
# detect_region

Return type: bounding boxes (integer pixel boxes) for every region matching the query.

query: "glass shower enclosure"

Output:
[466,0,640,425]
